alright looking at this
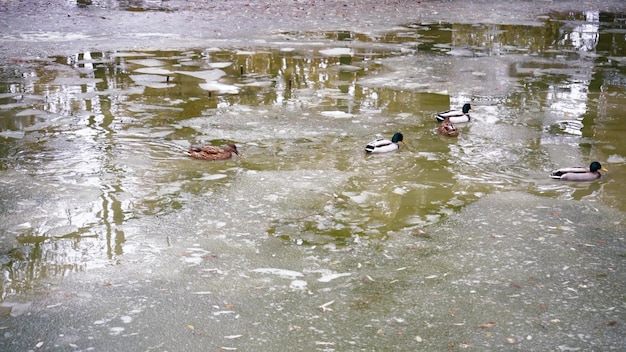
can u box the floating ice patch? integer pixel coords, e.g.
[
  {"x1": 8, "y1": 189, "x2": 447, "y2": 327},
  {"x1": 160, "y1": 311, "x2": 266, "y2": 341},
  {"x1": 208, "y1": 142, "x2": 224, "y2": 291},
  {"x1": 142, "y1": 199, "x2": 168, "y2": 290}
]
[
  {"x1": 319, "y1": 48, "x2": 353, "y2": 56},
  {"x1": 51, "y1": 77, "x2": 103, "y2": 86},
  {"x1": 127, "y1": 59, "x2": 167, "y2": 67},
  {"x1": 317, "y1": 273, "x2": 351, "y2": 282},
  {"x1": 199, "y1": 82, "x2": 240, "y2": 94},
  {"x1": 194, "y1": 174, "x2": 228, "y2": 181},
  {"x1": 251, "y1": 268, "x2": 303, "y2": 279},
  {"x1": 446, "y1": 48, "x2": 475, "y2": 57},
  {"x1": 346, "y1": 191, "x2": 377, "y2": 204},
  {"x1": 183, "y1": 256, "x2": 204, "y2": 265},
  {"x1": 207, "y1": 62, "x2": 233, "y2": 69},
  {"x1": 111, "y1": 52, "x2": 155, "y2": 58},
  {"x1": 336, "y1": 64, "x2": 362, "y2": 72},
  {"x1": 1, "y1": 302, "x2": 32, "y2": 317},
  {"x1": 607, "y1": 154, "x2": 625, "y2": 163},
  {"x1": 0, "y1": 102, "x2": 28, "y2": 110},
  {"x1": 0, "y1": 92, "x2": 20, "y2": 99},
  {"x1": 14, "y1": 31, "x2": 90, "y2": 42},
  {"x1": 109, "y1": 327, "x2": 125, "y2": 336},
  {"x1": 176, "y1": 69, "x2": 226, "y2": 81},
  {"x1": 15, "y1": 109, "x2": 51, "y2": 117},
  {"x1": 47, "y1": 225, "x2": 79, "y2": 238},
  {"x1": 320, "y1": 111, "x2": 353, "y2": 119},
  {"x1": 241, "y1": 80, "x2": 274, "y2": 88},
  {"x1": 0, "y1": 131, "x2": 25, "y2": 139},
  {"x1": 290, "y1": 280, "x2": 308, "y2": 290},
  {"x1": 120, "y1": 316, "x2": 133, "y2": 323},
  {"x1": 392, "y1": 187, "x2": 408, "y2": 195},
  {"x1": 129, "y1": 74, "x2": 173, "y2": 89},
  {"x1": 134, "y1": 67, "x2": 174, "y2": 75},
  {"x1": 416, "y1": 152, "x2": 440, "y2": 161}
]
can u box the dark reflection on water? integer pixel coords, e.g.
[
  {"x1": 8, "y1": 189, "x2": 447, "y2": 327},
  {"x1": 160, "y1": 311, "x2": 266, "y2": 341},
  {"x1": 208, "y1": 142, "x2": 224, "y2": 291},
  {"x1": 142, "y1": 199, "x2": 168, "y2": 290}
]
[{"x1": 1, "y1": 12, "x2": 626, "y2": 300}]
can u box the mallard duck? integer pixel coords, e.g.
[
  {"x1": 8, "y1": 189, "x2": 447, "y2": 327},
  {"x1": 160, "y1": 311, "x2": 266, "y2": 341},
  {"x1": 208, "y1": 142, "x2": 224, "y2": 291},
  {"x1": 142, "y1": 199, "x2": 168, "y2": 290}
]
[
  {"x1": 364, "y1": 132, "x2": 405, "y2": 154},
  {"x1": 436, "y1": 103, "x2": 472, "y2": 123},
  {"x1": 188, "y1": 143, "x2": 239, "y2": 160},
  {"x1": 437, "y1": 116, "x2": 459, "y2": 137},
  {"x1": 550, "y1": 161, "x2": 607, "y2": 181}
]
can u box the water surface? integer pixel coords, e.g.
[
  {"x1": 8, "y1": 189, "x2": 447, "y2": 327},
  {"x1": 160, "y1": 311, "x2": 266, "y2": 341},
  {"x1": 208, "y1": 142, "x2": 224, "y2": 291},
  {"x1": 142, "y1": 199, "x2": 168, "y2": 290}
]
[{"x1": 0, "y1": 11, "x2": 625, "y2": 351}]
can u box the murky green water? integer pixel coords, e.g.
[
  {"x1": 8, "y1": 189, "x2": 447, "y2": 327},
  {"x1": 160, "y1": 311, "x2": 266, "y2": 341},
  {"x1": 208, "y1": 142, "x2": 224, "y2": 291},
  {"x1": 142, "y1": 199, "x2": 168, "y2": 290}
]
[{"x1": 1, "y1": 11, "x2": 625, "y2": 351}]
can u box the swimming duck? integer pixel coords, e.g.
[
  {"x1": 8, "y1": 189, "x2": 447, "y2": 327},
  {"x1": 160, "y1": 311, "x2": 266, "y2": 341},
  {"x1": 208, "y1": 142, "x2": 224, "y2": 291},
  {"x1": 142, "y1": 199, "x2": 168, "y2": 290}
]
[
  {"x1": 436, "y1": 103, "x2": 472, "y2": 123},
  {"x1": 437, "y1": 116, "x2": 459, "y2": 137},
  {"x1": 364, "y1": 132, "x2": 405, "y2": 154},
  {"x1": 550, "y1": 161, "x2": 607, "y2": 181},
  {"x1": 188, "y1": 143, "x2": 239, "y2": 160}
]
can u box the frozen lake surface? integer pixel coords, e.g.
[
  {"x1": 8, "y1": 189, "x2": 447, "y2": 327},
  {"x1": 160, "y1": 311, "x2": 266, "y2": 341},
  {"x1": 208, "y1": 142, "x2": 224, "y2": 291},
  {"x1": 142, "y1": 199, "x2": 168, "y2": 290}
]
[{"x1": 0, "y1": 1, "x2": 625, "y2": 351}]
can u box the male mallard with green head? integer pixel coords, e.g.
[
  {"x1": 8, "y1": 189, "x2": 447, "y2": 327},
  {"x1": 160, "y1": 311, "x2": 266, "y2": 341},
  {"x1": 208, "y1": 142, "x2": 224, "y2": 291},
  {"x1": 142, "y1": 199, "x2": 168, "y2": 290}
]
[
  {"x1": 364, "y1": 132, "x2": 405, "y2": 154},
  {"x1": 188, "y1": 143, "x2": 239, "y2": 160},
  {"x1": 436, "y1": 103, "x2": 472, "y2": 123},
  {"x1": 550, "y1": 161, "x2": 607, "y2": 181}
]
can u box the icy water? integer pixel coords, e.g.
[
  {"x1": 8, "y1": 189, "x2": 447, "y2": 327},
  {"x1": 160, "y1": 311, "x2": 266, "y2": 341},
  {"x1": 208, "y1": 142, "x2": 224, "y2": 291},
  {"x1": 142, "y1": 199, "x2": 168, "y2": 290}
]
[{"x1": 1, "y1": 11, "x2": 625, "y2": 351}]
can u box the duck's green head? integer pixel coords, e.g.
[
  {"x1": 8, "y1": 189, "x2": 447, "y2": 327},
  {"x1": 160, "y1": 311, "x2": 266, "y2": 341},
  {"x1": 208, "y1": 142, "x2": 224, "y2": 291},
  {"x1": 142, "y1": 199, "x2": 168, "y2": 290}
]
[
  {"x1": 462, "y1": 103, "x2": 472, "y2": 114},
  {"x1": 392, "y1": 132, "x2": 405, "y2": 144},
  {"x1": 590, "y1": 161, "x2": 608, "y2": 172}
]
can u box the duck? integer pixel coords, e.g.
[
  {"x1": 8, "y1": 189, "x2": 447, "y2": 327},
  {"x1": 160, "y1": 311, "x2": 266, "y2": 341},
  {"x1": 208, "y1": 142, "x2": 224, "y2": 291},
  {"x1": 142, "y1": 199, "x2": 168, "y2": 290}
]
[
  {"x1": 437, "y1": 116, "x2": 459, "y2": 137},
  {"x1": 188, "y1": 143, "x2": 239, "y2": 160},
  {"x1": 436, "y1": 103, "x2": 472, "y2": 123},
  {"x1": 550, "y1": 161, "x2": 607, "y2": 181},
  {"x1": 364, "y1": 132, "x2": 405, "y2": 154}
]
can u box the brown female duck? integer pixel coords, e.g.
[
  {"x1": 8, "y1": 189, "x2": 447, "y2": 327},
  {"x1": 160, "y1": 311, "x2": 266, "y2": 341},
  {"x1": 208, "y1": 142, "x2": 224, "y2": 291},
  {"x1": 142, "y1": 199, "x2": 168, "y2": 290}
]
[
  {"x1": 188, "y1": 143, "x2": 239, "y2": 160},
  {"x1": 437, "y1": 116, "x2": 459, "y2": 137}
]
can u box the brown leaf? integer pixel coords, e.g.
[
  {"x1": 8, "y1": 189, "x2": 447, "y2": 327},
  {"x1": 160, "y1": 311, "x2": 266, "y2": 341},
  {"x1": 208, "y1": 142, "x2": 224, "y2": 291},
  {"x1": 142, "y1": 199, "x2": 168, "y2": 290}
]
[{"x1": 602, "y1": 320, "x2": 618, "y2": 327}]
